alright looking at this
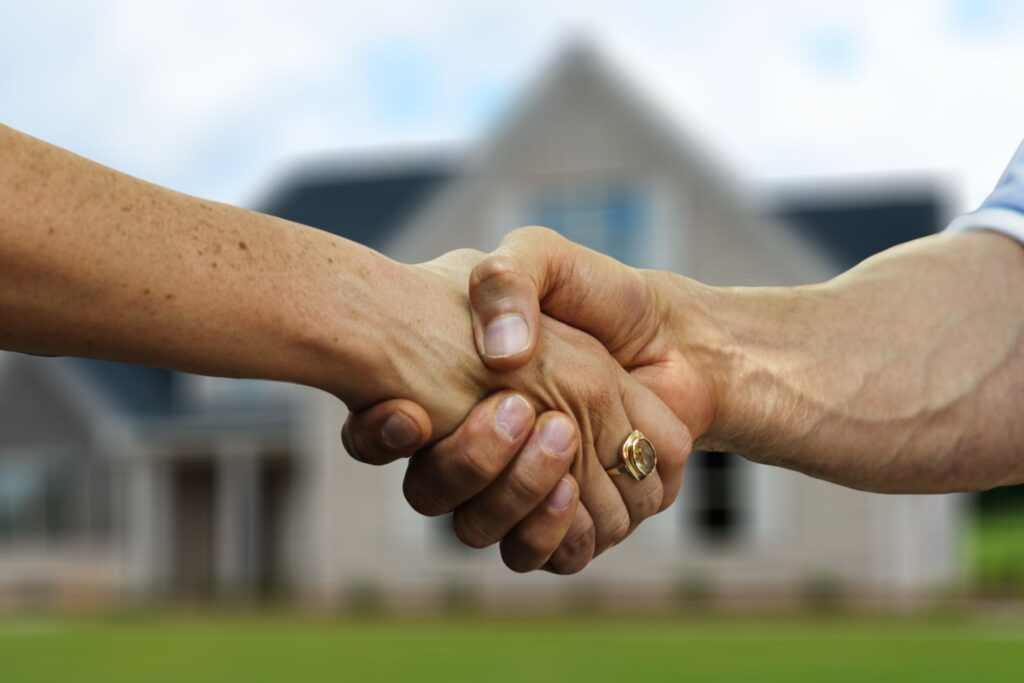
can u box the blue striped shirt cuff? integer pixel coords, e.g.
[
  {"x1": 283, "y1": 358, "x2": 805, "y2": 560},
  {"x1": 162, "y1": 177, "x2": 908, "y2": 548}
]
[{"x1": 946, "y1": 141, "x2": 1024, "y2": 244}]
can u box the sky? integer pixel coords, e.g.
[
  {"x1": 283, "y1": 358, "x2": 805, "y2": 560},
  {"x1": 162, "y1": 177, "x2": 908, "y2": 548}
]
[{"x1": 3, "y1": 0, "x2": 1023, "y2": 213}]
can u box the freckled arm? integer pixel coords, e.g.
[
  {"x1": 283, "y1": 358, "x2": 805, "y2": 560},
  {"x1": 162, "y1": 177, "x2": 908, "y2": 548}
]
[{"x1": 0, "y1": 124, "x2": 420, "y2": 408}]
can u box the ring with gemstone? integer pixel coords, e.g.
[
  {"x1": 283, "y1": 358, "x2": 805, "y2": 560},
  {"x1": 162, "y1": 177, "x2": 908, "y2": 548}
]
[{"x1": 606, "y1": 429, "x2": 657, "y2": 481}]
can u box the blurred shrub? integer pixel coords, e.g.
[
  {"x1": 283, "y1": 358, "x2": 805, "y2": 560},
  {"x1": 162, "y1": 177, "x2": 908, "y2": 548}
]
[
  {"x1": 673, "y1": 570, "x2": 717, "y2": 612},
  {"x1": 439, "y1": 577, "x2": 481, "y2": 615},
  {"x1": 344, "y1": 578, "x2": 385, "y2": 616},
  {"x1": 564, "y1": 581, "x2": 603, "y2": 615},
  {"x1": 972, "y1": 509, "x2": 1024, "y2": 597},
  {"x1": 800, "y1": 571, "x2": 846, "y2": 613}
]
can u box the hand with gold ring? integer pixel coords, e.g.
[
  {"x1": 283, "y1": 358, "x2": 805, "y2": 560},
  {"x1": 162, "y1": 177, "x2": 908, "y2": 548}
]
[
  {"x1": 342, "y1": 247, "x2": 691, "y2": 574},
  {"x1": 345, "y1": 228, "x2": 707, "y2": 573}
]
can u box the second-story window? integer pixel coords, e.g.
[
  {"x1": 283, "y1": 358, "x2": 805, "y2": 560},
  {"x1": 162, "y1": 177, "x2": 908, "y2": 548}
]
[{"x1": 526, "y1": 179, "x2": 651, "y2": 267}]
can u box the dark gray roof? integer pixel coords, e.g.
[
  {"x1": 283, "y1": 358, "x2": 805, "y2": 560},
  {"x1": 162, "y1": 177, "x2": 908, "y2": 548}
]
[
  {"x1": 257, "y1": 158, "x2": 454, "y2": 249},
  {"x1": 68, "y1": 358, "x2": 177, "y2": 417},
  {"x1": 774, "y1": 186, "x2": 947, "y2": 269}
]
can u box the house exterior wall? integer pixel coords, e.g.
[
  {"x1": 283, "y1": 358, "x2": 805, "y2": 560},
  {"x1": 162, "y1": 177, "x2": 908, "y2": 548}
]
[{"x1": 0, "y1": 354, "x2": 123, "y2": 605}]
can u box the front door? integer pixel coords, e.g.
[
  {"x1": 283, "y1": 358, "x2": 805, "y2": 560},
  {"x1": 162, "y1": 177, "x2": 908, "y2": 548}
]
[{"x1": 171, "y1": 459, "x2": 215, "y2": 599}]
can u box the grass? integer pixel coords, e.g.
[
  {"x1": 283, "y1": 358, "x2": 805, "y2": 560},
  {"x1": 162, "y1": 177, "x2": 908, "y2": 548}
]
[
  {"x1": 4, "y1": 613, "x2": 1024, "y2": 682},
  {"x1": 972, "y1": 509, "x2": 1024, "y2": 593}
]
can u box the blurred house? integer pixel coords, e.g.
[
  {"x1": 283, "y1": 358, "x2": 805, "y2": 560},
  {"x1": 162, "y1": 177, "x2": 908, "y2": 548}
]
[{"x1": 0, "y1": 44, "x2": 960, "y2": 609}]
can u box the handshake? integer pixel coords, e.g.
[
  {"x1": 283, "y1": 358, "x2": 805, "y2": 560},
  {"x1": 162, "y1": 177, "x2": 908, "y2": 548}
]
[
  {"x1": 340, "y1": 227, "x2": 710, "y2": 574},
  {"x1": 5, "y1": 124, "x2": 1019, "y2": 580},
  {"x1": 328, "y1": 225, "x2": 1024, "y2": 575}
]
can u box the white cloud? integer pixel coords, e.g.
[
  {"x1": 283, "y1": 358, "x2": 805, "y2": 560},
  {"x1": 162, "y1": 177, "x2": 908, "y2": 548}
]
[{"x1": 2, "y1": 0, "x2": 1023, "y2": 210}]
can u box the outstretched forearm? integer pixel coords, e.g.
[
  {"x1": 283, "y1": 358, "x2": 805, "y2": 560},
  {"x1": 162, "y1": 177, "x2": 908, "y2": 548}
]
[
  {"x1": 0, "y1": 124, "x2": 409, "y2": 407},
  {"x1": 675, "y1": 231, "x2": 1024, "y2": 492}
]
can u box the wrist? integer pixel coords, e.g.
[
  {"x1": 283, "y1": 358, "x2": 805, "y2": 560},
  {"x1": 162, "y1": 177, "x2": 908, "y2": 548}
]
[
  {"x1": 653, "y1": 271, "x2": 810, "y2": 455},
  {"x1": 281, "y1": 235, "x2": 413, "y2": 406},
  {"x1": 685, "y1": 282, "x2": 823, "y2": 459},
  {"x1": 293, "y1": 247, "x2": 488, "y2": 433},
  {"x1": 636, "y1": 270, "x2": 724, "y2": 444}
]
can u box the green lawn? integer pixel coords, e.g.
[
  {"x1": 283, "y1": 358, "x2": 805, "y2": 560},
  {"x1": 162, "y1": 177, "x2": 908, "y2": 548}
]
[{"x1": 4, "y1": 614, "x2": 1024, "y2": 682}]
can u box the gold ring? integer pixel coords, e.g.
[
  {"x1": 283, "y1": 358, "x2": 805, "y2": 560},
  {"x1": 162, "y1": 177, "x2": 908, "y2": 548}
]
[{"x1": 605, "y1": 429, "x2": 657, "y2": 481}]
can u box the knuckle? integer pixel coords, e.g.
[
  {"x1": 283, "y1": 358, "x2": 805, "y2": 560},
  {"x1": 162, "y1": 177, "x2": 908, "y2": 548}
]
[
  {"x1": 634, "y1": 481, "x2": 664, "y2": 522},
  {"x1": 598, "y1": 511, "x2": 631, "y2": 549},
  {"x1": 340, "y1": 420, "x2": 368, "y2": 462},
  {"x1": 546, "y1": 537, "x2": 594, "y2": 575},
  {"x1": 503, "y1": 536, "x2": 552, "y2": 574},
  {"x1": 514, "y1": 225, "x2": 561, "y2": 244},
  {"x1": 473, "y1": 252, "x2": 519, "y2": 283},
  {"x1": 504, "y1": 468, "x2": 548, "y2": 508},
  {"x1": 402, "y1": 474, "x2": 446, "y2": 517},
  {"x1": 575, "y1": 330, "x2": 608, "y2": 357},
  {"x1": 455, "y1": 442, "x2": 504, "y2": 486},
  {"x1": 464, "y1": 403, "x2": 502, "y2": 443},
  {"x1": 517, "y1": 528, "x2": 555, "y2": 560},
  {"x1": 552, "y1": 520, "x2": 595, "y2": 569},
  {"x1": 453, "y1": 511, "x2": 496, "y2": 549},
  {"x1": 469, "y1": 255, "x2": 526, "y2": 301}
]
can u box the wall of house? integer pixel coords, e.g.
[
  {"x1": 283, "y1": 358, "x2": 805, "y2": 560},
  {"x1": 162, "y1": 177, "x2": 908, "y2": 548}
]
[{"x1": 0, "y1": 354, "x2": 122, "y2": 606}]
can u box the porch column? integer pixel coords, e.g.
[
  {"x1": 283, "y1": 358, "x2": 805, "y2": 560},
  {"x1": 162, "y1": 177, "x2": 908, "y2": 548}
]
[{"x1": 124, "y1": 455, "x2": 170, "y2": 599}]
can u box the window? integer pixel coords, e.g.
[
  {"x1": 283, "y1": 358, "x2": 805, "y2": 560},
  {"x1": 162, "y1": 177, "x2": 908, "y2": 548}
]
[
  {"x1": 688, "y1": 451, "x2": 744, "y2": 543},
  {"x1": 526, "y1": 180, "x2": 651, "y2": 266},
  {"x1": 0, "y1": 450, "x2": 111, "y2": 546}
]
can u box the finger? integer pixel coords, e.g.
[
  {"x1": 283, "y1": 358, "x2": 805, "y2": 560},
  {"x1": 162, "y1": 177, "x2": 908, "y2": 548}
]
[
  {"x1": 452, "y1": 412, "x2": 577, "y2": 548},
  {"x1": 572, "y1": 396, "x2": 662, "y2": 556},
  {"x1": 402, "y1": 392, "x2": 534, "y2": 516},
  {"x1": 467, "y1": 247, "x2": 544, "y2": 371},
  {"x1": 342, "y1": 399, "x2": 432, "y2": 465},
  {"x1": 619, "y1": 376, "x2": 692, "y2": 514},
  {"x1": 469, "y1": 226, "x2": 654, "y2": 369},
  {"x1": 499, "y1": 475, "x2": 579, "y2": 573},
  {"x1": 543, "y1": 503, "x2": 596, "y2": 575}
]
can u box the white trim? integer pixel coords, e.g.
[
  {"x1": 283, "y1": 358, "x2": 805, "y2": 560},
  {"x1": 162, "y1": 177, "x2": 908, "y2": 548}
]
[{"x1": 946, "y1": 207, "x2": 1024, "y2": 243}]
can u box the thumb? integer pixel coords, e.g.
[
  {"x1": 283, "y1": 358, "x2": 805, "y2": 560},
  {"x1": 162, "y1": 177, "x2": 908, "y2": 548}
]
[{"x1": 469, "y1": 226, "x2": 653, "y2": 370}]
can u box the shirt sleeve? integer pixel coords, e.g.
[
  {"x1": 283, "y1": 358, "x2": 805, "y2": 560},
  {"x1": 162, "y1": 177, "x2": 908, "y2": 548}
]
[{"x1": 946, "y1": 141, "x2": 1024, "y2": 244}]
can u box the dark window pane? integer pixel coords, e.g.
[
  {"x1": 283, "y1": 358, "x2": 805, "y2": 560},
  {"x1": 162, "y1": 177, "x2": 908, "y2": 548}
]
[{"x1": 688, "y1": 451, "x2": 743, "y2": 543}]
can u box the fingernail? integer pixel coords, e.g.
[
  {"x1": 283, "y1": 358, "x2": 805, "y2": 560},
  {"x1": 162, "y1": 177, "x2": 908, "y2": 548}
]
[
  {"x1": 483, "y1": 314, "x2": 529, "y2": 358},
  {"x1": 381, "y1": 412, "x2": 418, "y2": 450},
  {"x1": 495, "y1": 394, "x2": 531, "y2": 440},
  {"x1": 539, "y1": 416, "x2": 574, "y2": 455},
  {"x1": 547, "y1": 477, "x2": 575, "y2": 511}
]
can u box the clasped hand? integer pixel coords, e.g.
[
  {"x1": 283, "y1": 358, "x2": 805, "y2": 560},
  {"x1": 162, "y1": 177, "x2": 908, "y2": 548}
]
[{"x1": 343, "y1": 228, "x2": 714, "y2": 574}]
